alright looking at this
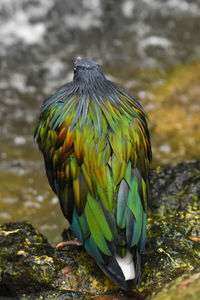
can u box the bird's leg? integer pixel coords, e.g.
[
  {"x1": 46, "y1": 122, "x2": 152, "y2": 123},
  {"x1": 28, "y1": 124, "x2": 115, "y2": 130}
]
[{"x1": 56, "y1": 238, "x2": 82, "y2": 250}]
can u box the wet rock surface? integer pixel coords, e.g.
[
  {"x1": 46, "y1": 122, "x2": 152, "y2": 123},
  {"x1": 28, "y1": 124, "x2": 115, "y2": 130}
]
[
  {"x1": 149, "y1": 266, "x2": 200, "y2": 300},
  {"x1": 150, "y1": 160, "x2": 200, "y2": 213},
  {"x1": 0, "y1": 161, "x2": 199, "y2": 299}
]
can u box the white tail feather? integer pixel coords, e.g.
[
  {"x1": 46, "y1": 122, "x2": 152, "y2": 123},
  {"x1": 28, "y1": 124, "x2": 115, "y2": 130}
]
[{"x1": 115, "y1": 250, "x2": 135, "y2": 280}]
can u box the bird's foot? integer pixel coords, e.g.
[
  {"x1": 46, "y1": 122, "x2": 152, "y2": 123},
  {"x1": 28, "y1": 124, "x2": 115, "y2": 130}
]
[{"x1": 56, "y1": 238, "x2": 82, "y2": 250}]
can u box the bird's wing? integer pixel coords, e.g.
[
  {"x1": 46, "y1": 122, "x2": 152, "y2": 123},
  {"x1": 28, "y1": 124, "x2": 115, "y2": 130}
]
[{"x1": 34, "y1": 95, "x2": 79, "y2": 223}]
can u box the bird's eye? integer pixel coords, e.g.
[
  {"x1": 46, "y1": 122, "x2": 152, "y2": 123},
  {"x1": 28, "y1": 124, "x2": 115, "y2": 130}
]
[{"x1": 74, "y1": 67, "x2": 77, "y2": 74}]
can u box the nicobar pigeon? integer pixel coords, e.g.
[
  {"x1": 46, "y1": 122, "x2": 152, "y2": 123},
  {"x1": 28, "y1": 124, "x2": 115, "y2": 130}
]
[{"x1": 35, "y1": 58, "x2": 151, "y2": 291}]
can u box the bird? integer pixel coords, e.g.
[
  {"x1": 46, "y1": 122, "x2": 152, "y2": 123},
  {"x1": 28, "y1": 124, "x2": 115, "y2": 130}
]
[{"x1": 34, "y1": 58, "x2": 151, "y2": 291}]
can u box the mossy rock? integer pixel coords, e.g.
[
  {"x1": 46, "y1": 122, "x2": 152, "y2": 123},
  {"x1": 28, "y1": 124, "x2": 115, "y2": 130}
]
[
  {"x1": 139, "y1": 161, "x2": 200, "y2": 295},
  {"x1": 0, "y1": 222, "x2": 118, "y2": 299}
]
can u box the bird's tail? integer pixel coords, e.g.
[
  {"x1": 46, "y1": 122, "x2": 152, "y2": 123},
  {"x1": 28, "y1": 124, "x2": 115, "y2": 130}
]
[
  {"x1": 96, "y1": 250, "x2": 135, "y2": 291},
  {"x1": 115, "y1": 250, "x2": 135, "y2": 280}
]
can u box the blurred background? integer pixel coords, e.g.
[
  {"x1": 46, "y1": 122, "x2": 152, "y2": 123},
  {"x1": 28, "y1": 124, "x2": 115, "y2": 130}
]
[{"x1": 0, "y1": 0, "x2": 200, "y2": 245}]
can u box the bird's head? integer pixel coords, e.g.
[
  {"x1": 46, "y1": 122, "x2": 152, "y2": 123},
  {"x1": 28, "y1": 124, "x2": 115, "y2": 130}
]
[{"x1": 73, "y1": 58, "x2": 106, "y2": 88}]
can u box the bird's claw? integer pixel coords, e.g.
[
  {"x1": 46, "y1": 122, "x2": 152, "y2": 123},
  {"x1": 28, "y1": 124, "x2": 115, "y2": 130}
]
[{"x1": 56, "y1": 238, "x2": 82, "y2": 250}]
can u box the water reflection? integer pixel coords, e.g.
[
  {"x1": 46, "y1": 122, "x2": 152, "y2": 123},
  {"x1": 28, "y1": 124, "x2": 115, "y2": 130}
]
[{"x1": 0, "y1": 0, "x2": 200, "y2": 244}]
